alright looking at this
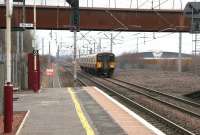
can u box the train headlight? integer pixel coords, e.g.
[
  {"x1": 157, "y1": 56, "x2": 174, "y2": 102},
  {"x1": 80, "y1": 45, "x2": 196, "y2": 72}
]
[
  {"x1": 96, "y1": 62, "x2": 102, "y2": 68},
  {"x1": 109, "y1": 62, "x2": 115, "y2": 68}
]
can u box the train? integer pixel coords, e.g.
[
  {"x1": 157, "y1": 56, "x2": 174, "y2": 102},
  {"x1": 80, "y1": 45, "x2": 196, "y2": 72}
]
[{"x1": 79, "y1": 52, "x2": 116, "y2": 77}]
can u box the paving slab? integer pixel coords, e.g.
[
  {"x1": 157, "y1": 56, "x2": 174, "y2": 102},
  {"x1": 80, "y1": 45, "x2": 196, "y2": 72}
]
[{"x1": 14, "y1": 88, "x2": 86, "y2": 135}]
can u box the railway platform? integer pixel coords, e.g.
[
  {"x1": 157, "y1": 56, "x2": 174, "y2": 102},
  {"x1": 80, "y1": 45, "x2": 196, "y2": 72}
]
[
  {"x1": 13, "y1": 86, "x2": 165, "y2": 135},
  {"x1": 11, "y1": 64, "x2": 165, "y2": 135}
]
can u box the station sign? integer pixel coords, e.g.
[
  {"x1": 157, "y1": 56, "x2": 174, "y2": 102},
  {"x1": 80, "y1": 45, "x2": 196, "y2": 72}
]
[
  {"x1": 19, "y1": 23, "x2": 33, "y2": 28},
  {"x1": 33, "y1": 50, "x2": 39, "y2": 56}
]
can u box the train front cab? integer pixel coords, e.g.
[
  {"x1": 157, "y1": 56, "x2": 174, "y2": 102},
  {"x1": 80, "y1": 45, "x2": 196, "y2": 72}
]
[{"x1": 96, "y1": 53, "x2": 115, "y2": 77}]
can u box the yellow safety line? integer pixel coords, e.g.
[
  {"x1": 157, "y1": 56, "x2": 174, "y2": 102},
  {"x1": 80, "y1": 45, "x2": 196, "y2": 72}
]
[{"x1": 68, "y1": 88, "x2": 95, "y2": 135}]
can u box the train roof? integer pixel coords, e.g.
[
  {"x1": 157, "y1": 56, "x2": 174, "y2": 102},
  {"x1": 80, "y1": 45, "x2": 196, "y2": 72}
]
[{"x1": 80, "y1": 52, "x2": 115, "y2": 58}]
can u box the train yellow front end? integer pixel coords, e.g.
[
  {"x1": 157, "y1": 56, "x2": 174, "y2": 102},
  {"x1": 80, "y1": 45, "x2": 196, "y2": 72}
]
[{"x1": 79, "y1": 52, "x2": 116, "y2": 77}]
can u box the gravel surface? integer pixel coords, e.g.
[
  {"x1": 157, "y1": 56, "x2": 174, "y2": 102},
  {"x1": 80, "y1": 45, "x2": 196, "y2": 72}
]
[
  {"x1": 58, "y1": 66, "x2": 74, "y2": 87},
  {"x1": 114, "y1": 68, "x2": 200, "y2": 96}
]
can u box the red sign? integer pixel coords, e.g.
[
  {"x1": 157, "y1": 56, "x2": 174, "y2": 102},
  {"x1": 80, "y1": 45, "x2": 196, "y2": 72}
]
[{"x1": 46, "y1": 68, "x2": 54, "y2": 76}]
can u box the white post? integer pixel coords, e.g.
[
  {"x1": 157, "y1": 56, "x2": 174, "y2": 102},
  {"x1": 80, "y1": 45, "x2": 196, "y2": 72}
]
[
  {"x1": 74, "y1": 31, "x2": 77, "y2": 81},
  {"x1": 42, "y1": 38, "x2": 44, "y2": 55},
  {"x1": 195, "y1": 34, "x2": 197, "y2": 56},
  {"x1": 49, "y1": 41, "x2": 51, "y2": 64},
  {"x1": 33, "y1": 1, "x2": 37, "y2": 71},
  {"x1": 20, "y1": 0, "x2": 25, "y2": 90},
  {"x1": 33, "y1": 1, "x2": 36, "y2": 50},
  {"x1": 178, "y1": 33, "x2": 182, "y2": 72},
  {"x1": 110, "y1": 33, "x2": 113, "y2": 53},
  {"x1": 21, "y1": 0, "x2": 25, "y2": 53},
  {"x1": 136, "y1": 37, "x2": 139, "y2": 53},
  {"x1": 16, "y1": 32, "x2": 19, "y2": 85},
  {"x1": 93, "y1": 42, "x2": 95, "y2": 53},
  {"x1": 99, "y1": 38, "x2": 101, "y2": 52},
  {"x1": 6, "y1": 0, "x2": 12, "y2": 83}
]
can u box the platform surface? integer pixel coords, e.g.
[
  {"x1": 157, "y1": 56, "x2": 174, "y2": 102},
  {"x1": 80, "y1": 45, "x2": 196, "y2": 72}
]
[
  {"x1": 14, "y1": 88, "x2": 88, "y2": 135},
  {"x1": 14, "y1": 86, "x2": 128, "y2": 135}
]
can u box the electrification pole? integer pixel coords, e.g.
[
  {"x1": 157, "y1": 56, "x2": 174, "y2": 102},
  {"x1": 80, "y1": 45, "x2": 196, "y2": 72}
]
[
  {"x1": 42, "y1": 38, "x2": 44, "y2": 55},
  {"x1": 195, "y1": 34, "x2": 197, "y2": 56},
  {"x1": 136, "y1": 37, "x2": 139, "y2": 53},
  {"x1": 93, "y1": 42, "x2": 96, "y2": 53},
  {"x1": 178, "y1": 33, "x2": 182, "y2": 72},
  {"x1": 49, "y1": 41, "x2": 51, "y2": 65},
  {"x1": 110, "y1": 33, "x2": 113, "y2": 53},
  {"x1": 98, "y1": 38, "x2": 101, "y2": 52}
]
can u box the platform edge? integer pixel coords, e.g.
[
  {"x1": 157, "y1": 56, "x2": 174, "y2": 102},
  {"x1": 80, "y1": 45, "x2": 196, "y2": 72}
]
[{"x1": 93, "y1": 86, "x2": 166, "y2": 135}]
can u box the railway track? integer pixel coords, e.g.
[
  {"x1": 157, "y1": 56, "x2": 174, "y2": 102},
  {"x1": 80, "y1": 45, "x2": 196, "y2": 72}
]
[
  {"x1": 63, "y1": 66, "x2": 198, "y2": 134},
  {"x1": 76, "y1": 72, "x2": 198, "y2": 135},
  {"x1": 109, "y1": 78, "x2": 200, "y2": 106},
  {"x1": 105, "y1": 78, "x2": 200, "y2": 115}
]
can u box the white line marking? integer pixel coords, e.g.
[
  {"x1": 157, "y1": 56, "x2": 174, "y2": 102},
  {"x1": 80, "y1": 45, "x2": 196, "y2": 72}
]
[
  {"x1": 93, "y1": 87, "x2": 166, "y2": 135},
  {"x1": 68, "y1": 88, "x2": 95, "y2": 135},
  {"x1": 15, "y1": 110, "x2": 30, "y2": 135}
]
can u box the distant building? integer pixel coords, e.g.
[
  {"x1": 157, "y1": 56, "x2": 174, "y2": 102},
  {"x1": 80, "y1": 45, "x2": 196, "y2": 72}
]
[
  {"x1": 117, "y1": 51, "x2": 192, "y2": 71},
  {"x1": 140, "y1": 51, "x2": 191, "y2": 59}
]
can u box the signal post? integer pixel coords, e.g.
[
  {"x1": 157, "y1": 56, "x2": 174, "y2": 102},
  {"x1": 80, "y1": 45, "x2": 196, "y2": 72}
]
[{"x1": 66, "y1": 0, "x2": 80, "y2": 84}]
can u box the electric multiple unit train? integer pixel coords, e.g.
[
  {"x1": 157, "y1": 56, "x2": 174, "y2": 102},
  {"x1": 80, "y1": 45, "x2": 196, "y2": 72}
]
[{"x1": 79, "y1": 52, "x2": 115, "y2": 77}]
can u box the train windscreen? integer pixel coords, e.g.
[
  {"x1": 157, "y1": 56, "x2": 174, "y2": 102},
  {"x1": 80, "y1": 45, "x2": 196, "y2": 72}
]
[{"x1": 97, "y1": 54, "x2": 115, "y2": 62}]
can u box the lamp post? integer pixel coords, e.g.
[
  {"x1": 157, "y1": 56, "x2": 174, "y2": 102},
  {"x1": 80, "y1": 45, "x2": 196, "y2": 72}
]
[{"x1": 4, "y1": 0, "x2": 13, "y2": 133}]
